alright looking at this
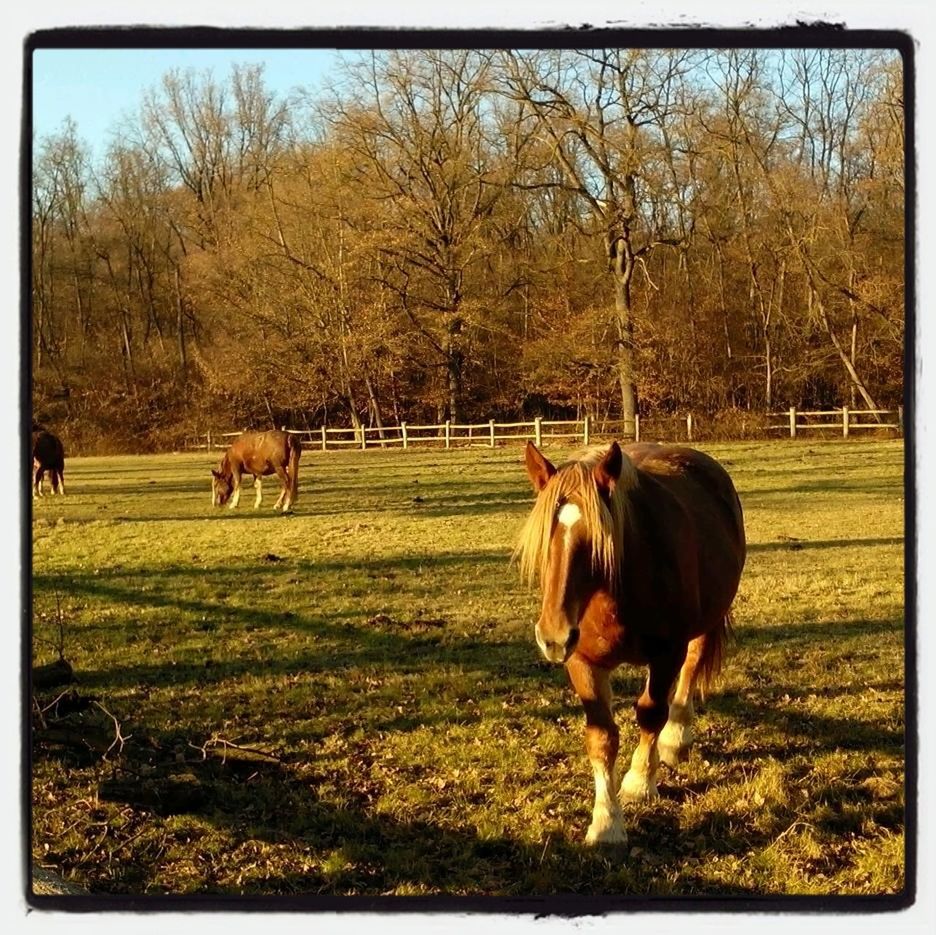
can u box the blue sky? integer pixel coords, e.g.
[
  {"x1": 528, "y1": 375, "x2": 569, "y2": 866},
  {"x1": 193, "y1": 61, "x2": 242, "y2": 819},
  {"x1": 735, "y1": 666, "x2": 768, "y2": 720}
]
[{"x1": 32, "y1": 47, "x2": 342, "y2": 156}]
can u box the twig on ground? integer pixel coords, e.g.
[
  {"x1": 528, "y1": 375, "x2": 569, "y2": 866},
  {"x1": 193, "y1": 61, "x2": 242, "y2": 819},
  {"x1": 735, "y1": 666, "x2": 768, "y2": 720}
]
[
  {"x1": 33, "y1": 694, "x2": 48, "y2": 731},
  {"x1": 188, "y1": 735, "x2": 282, "y2": 764},
  {"x1": 91, "y1": 701, "x2": 132, "y2": 759}
]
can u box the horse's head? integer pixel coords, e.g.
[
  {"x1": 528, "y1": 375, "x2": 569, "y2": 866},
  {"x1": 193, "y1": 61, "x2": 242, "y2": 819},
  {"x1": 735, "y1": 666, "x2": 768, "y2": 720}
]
[
  {"x1": 519, "y1": 441, "x2": 627, "y2": 664},
  {"x1": 211, "y1": 468, "x2": 233, "y2": 507}
]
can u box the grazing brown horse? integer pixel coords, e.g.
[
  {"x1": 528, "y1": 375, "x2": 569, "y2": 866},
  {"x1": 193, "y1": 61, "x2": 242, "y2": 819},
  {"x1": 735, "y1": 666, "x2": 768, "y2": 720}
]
[
  {"x1": 517, "y1": 440, "x2": 745, "y2": 845},
  {"x1": 211, "y1": 430, "x2": 301, "y2": 513},
  {"x1": 32, "y1": 428, "x2": 66, "y2": 497}
]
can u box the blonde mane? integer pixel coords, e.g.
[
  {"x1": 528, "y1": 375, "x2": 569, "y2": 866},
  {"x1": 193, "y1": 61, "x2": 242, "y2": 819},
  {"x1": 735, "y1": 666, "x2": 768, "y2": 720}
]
[{"x1": 515, "y1": 445, "x2": 637, "y2": 590}]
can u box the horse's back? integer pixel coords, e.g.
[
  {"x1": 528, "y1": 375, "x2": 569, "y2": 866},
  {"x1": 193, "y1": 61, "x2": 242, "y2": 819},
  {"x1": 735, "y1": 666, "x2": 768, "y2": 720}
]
[
  {"x1": 625, "y1": 442, "x2": 745, "y2": 620},
  {"x1": 33, "y1": 431, "x2": 65, "y2": 469},
  {"x1": 625, "y1": 443, "x2": 742, "y2": 534},
  {"x1": 229, "y1": 430, "x2": 293, "y2": 474}
]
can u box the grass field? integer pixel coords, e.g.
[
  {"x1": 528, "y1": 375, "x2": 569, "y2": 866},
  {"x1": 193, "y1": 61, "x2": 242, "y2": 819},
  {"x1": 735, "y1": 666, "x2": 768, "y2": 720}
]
[{"x1": 30, "y1": 438, "x2": 907, "y2": 900}]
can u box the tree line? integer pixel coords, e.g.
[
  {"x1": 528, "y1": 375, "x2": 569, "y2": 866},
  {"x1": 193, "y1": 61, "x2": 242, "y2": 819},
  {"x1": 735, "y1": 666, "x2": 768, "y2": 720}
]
[{"x1": 31, "y1": 48, "x2": 905, "y2": 452}]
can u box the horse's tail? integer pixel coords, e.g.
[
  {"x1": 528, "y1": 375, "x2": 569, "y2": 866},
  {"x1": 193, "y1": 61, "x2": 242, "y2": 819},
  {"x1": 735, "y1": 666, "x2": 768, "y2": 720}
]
[
  {"x1": 697, "y1": 610, "x2": 736, "y2": 700},
  {"x1": 287, "y1": 434, "x2": 301, "y2": 505}
]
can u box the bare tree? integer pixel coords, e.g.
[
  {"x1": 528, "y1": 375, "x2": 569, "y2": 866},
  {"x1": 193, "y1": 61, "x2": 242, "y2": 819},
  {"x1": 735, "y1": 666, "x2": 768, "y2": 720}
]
[{"x1": 499, "y1": 48, "x2": 701, "y2": 434}]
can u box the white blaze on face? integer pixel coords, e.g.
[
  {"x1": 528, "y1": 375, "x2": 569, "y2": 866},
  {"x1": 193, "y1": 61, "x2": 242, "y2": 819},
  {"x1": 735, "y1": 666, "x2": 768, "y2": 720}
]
[{"x1": 557, "y1": 502, "x2": 582, "y2": 539}]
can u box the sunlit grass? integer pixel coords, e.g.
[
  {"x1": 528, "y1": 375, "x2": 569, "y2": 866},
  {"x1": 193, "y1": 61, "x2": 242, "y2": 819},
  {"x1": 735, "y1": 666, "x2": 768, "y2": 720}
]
[{"x1": 31, "y1": 438, "x2": 906, "y2": 898}]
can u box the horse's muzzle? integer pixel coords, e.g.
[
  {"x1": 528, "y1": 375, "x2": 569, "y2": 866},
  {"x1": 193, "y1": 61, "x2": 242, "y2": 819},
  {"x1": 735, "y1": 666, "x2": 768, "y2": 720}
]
[{"x1": 535, "y1": 623, "x2": 580, "y2": 664}]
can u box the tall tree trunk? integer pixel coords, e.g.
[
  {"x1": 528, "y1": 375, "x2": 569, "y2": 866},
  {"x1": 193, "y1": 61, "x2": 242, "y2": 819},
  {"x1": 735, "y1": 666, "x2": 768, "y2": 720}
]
[
  {"x1": 849, "y1": 269, "x2": 859, "y2": 410},
  {"x1": 445, "y1": 330, "x2": 464, "y2": 423},
  {"x1": 174, "y1": 266, "x2": 187, "y2": 375},
  {"x1": 364, "y1": 372, "x2": 385, "y2": 437},
  {"x1": 810, "y1": 284, "x2": 880, "y2": 414},
  {"x1": 609, "y1": 233, "x2": 637, "y2": 438},
  {"x1": 444, "y1": 265, "x2": 465, "y2": 422}
]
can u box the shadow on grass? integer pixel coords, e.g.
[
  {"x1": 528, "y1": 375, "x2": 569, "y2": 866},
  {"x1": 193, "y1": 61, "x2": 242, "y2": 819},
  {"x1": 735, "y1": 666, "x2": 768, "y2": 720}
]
[
  {"x1": 121, "y1": 493, "x2": 534, "y2": 522},
  {"x1": 35, "y1": 713, "x2": 900, "y2": 899},
  {"x1": 746, "y1": 536, "x2": 903, "y2": 553},
  {"x1": 35, "y1": 716, "x2": 788, "y2": 900},
  {"x1": 34, "y1": 552, "x2": 545, "y2": 715},
  {"x1": 705, "y1": 691, "x2": 904, "y2": 757},
  {"x1": 733, "y1": 615, "x2": 903, "y2": 645}
]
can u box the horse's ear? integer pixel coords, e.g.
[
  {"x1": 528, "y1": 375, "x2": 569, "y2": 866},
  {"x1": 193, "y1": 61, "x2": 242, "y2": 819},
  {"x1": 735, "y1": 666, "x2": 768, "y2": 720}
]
[
  {"x1": 524, "y1": 441, "x2": 556, "y2": 492},
  {"x1": 594, "y1": 441, "x2": 623, "y2": 497},
  {"x1": 211, "y1": 469, "x2": 220, "y2": 478}
]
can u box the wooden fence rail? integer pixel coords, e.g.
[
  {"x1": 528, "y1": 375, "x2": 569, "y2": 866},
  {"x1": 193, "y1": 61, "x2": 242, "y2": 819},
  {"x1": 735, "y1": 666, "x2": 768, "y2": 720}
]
[
  {"x1": 768, "y1": 406, "x2": 904, "y2": 438},
  {"x1": 185, "y1": 407, "x2": 902, "y2": 452}
]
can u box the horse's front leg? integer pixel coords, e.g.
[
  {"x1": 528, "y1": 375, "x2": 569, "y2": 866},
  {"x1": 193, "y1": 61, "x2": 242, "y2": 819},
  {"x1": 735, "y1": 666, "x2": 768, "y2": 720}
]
[
  {"x1": 253, "y1": 476, "x2": 263, "y2": 509},
  {"x1": 620, "y1": 652, "x2": 683, "y2": 802},
  {"x1": 229, "y1": 471, "x2": 242, "y2": 509},
  {"x1": 566, "y1": 654, "x2": 625, "y2": 845}
]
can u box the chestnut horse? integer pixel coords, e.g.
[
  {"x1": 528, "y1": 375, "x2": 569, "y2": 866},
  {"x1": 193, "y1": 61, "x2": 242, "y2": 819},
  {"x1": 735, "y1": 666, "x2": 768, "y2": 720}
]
[
  {"x1": 32, "y1": 428, "x2": 65, "y2": 497},
  {"x1": 211, "y1": 430, "x2": 301, "y2": 513},
  {"x1": 517, "y1": 440, "x2": 745, "y2": 845}
]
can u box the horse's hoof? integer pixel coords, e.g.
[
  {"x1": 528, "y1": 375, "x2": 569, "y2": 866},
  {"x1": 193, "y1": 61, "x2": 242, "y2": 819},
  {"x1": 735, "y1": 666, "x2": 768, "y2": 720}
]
[
  {"x1": 658, "y1": 741, "x2": 690, "y2": 769},
  {"x1": 658, "y1": 720, "x2": 693, "y2": 769},
  {"x1": 619, "y1": 771, "x2": 660, "y2": 803},
  {"x1": 585, "y1": 821, "x2": 627, "y2": 846}
]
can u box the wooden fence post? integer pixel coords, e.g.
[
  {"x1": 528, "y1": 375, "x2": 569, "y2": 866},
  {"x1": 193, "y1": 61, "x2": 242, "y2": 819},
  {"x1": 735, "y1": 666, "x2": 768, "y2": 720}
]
[
  {"x1": 360, "y1": 426, "x2": 367, "y2": 450},
  {"x1": 444, "y1": 420, "x2": 451, "y2": 449},
  {"x1": 489, "y1": 419, "x2": 496, "y2": 449},
  {"x1": 583, "y1": 415, "x2": 590, "y2": 446},
  {"x1": 789, "y1": 407, "x2": 797, "y2": 438},
  {"x1": 842, "y1": 406, "x2": 850, "y2": 438},
  {"x1": 534, "y1": 416, "x2": 542, "y2": 447},
  {"x1": 898, "y1": 405, "x2": 903, "y2": 435},
  {"x1": 207, "y1": 430, "x2": 212, "y2": 451},
  {"x1": 686, "y1": 412, "x2": 693, "y2": 442},
  {"x1": 320, "y1": 426, "x2": 327, "y2": 451},
  {"x1": 401, "y1": 422, "x2": 408, "y2": 450},
  {"x1": 634, "y1": 413, "x2": 640, "y2": 443}
]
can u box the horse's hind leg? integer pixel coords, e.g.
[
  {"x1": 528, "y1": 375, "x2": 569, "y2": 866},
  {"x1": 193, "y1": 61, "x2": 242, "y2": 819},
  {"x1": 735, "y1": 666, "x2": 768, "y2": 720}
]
[
  {"x1": 566, "y1": 655, "x2": 626, "y2": 845},
  {"x1": 658, "y1": 635, "x2": 705, "y2": 768},
  {"x1": 253, "y1": 476, "x2": 263, "y2": 509},
  {"x1": 33, "y1": 466, "x2": 44, "y2": 498},
  {"x1": 54, "y1": 469, "x2": 65, "y2": 495},
  {"x1": 272, "y1": 465, "x2": 290, "y2": 512},
  {"x1": 620, "y1": 653, "x2": 682, "y2": 802}
]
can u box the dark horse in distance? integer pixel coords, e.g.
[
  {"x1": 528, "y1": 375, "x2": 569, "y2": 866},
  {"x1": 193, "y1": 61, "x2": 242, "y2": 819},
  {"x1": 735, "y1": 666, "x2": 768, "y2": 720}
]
[
  {"x1": 211, "y1": 430, "x2": 301, "y2": 513},
  {"x1": 32, "y1": 427, "x2": 66, "y2": 497},
  {"x1": 517, "y1": 440, "x2": 745, "y2": 845}
]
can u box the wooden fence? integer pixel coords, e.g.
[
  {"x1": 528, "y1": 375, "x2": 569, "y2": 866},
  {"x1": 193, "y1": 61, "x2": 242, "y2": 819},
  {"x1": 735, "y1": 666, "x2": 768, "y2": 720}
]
[
  {"x1": 185, "y1": 407, "x2": 902, "y2": 453},
  {"x1": 768, "y1": 406, "x2": 903, "y2": 438}
]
